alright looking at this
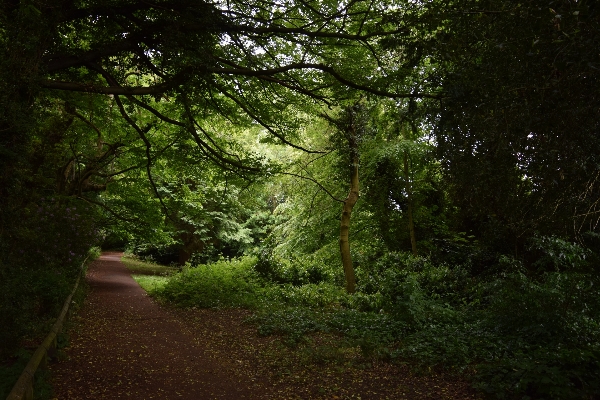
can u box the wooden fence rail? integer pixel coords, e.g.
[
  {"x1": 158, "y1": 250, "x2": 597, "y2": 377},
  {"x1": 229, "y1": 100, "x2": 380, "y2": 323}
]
[{"x1": 6, "y1": 259, "x2": 88, "y2": 400}]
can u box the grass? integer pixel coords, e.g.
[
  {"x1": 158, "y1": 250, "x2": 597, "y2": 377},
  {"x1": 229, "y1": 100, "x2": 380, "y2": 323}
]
[
  {"x1": 120, "y1": 254, "x2": 178, "y2": 276},
  {"x1": 121, "y1": 255, "x2": 175, "y2": 298},
  {"x1": 152, "y1": 257, "x2": 260, "y2": 308},
  {"x1": 124, "y1": 252, "x2": 600, "y2": 399},
  {"x1": 132, "y1": 275, "x2": 170, "y2": 292}
]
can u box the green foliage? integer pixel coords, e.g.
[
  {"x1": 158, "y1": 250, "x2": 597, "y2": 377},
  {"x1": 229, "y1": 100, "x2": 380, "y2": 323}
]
[
  {"x1": 139, "y1": 231, "x2": 600, "y2": 399},
  {"x1": 153, "y1": 256, "x2": 259, "y2": 308},
  {"x1": 0, "y1": 197, "x2": 100, "y2": 357},
  {"x1": 261, "y1": 283, "x2": 346, "y2": 309},
  {"x1": 122, "y1": 255, "x2": 178, "y2": 276},
  {"x1": 1, "y1": 2, "x2": 597, "y2": 399},
  {"x1": 426, "y1": 0, "x2": 600, "y2": 247},
  {"x1": 126, "y1": 255, "x2": 179, "y2": 293},
  {"x1": 252, "y1": 300, "x2": 406, "y2": 354},
  {"x1": 126, "y1": 241, "x2": 180, "y2": 266},
  {"x1": 325, "y1": 309, "x2": 406, "y2": 357},
  {"x1": 355, "y1": 252, "x2": 472, "y2": 310},
  {"x1": 132, "y1": 276, "x2": 170, "y2": 293},
  {"x1": 474, "y1": 346, "x2": 600, "y2": 399},
  {"x1": 88, "y1": 246, "x2": 102, "y2": 260},
  {"x1": 529, "y1": 235, "x2": 592, "y2": 272},
  {"x1": 388, "y1": 244, "x2": 600, "y2": 399},
  {"x1": 254, "y1": 246, "x2": 336, "y2": 286},
  {"x1": 0, "y1": 349, "x2": 53, "y2": 400},
  {"x1": 0, "y1": 235, "x2": 91, "y2": 398},
  {"x1": 254, "y1": 307, "x2": 327, "y2": 345},
  {"x1": 459, "y1": 262, "x2": 594, "y2": 396}
]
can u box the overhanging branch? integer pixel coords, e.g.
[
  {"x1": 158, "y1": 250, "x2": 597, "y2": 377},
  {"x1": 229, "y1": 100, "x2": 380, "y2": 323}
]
[
  {"x1": 41, "y1": 80, "x2": 170, "y2": 95},
  {"x1": 77, "y1": 196, "x2": 140, "y2": 223},
  {"x1": 209, "y1": 63, "x2": 441, "y2": 99},
  {"x1": 279, "y1": 171, "x2": 344, "y2": 203}
]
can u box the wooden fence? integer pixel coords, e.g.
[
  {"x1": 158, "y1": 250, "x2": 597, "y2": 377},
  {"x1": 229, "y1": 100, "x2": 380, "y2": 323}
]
[{"x1": 6, "y1": 260, "x2": 87, "y2": 400}]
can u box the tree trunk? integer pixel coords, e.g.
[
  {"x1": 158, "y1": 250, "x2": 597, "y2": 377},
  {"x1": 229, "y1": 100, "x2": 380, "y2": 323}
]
[
  {"x1": 403, "y1": 150, "x2": 417, "y2": 256},
  {"x1": 340, "y1": 139, "x2": 360, "y2": 294}
]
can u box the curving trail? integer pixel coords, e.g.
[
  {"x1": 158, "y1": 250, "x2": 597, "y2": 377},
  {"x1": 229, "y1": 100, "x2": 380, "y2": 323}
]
[
  {"x1": 50, "y1": 252, "x2": 267, "y2": 399},
  {"x1": 51, "y1": 252, "x2": 482, "y2": 399}
]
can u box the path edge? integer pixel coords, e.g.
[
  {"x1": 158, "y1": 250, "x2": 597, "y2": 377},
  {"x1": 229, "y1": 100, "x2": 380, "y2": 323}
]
[{"x1": 6, "y1": 257, "x2": 89, "y2": 400}]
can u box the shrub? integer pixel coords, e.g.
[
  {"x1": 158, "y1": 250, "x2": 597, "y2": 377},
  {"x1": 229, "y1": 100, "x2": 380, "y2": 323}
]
[
  {"x1": 472, "y1": 269, "x2": 600, "y2": 398},
  {"x1": 261, "y1": 282, "x2": 346, "y2": 308},
  {"x1": 254, "y1": 245, "x2": 337, "y2": 286},
  {"x1": 253, "y1": 307, "x2": 327, "y2": 345},
  {"x1": 528, "y1": 235, "x2": 592, "y2": 272},
  {"x1": 147, "y1": 240, "x2": 600, "y2": 399},
  {"x1": 391, "y1": 252, "x2": 600, "y2": 399},
  {"x1": 0, "y1": 197, "x2": 101, "y2": 357},
  {"x1": 126, "y1": 241, "x2": 179, "y2": 265},
  {"x1": 154, "y1": 256, "x2": 259, "y2": 308}
]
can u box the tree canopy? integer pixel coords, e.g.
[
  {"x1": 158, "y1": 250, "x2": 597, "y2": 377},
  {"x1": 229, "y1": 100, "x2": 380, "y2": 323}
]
[{"x1": 2, "y1": 1, "x2": 600, "y2": 396}]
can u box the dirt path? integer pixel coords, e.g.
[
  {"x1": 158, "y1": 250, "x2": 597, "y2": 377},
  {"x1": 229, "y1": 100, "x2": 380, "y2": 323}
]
[
  {"x1": 51, "y1": 252, "x2": 481, "y2": 399},
  {"x1": 50, "y1": 252, "x2": 270, "y2": 399}
]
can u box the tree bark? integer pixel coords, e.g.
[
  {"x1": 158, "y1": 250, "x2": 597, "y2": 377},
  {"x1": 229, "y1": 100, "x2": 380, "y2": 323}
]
[
  {"x1": 403, "y1": 150, "x2": 418, "y2": 256},
  {"x1": 340, "y1": 127, "x2": 360, "y2": 294}
]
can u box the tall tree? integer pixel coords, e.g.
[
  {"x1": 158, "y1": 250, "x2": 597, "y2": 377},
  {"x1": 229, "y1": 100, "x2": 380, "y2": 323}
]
[
  {"x1": 323, "y1": 103, "x2": 370, "y2": 293},
  {"x1": 1, "y1": 0, "x2": 439, "y2": 234},
  {"x1": 425, "y1": 1, "x2": 600, "y2": 251}
]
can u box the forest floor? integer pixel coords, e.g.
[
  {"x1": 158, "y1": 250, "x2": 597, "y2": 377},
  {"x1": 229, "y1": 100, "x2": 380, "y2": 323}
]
[{"x1": 49, "y1": 252, "x2": 482, "y2": 399}]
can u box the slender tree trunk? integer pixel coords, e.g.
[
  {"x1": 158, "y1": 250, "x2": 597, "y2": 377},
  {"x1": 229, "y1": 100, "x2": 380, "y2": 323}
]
[
  {"x1": 340, "y1": 122, "x2": 360, "y2": 293},
  {"x1": 404, "y1": 150, "x2": 417, "y2": 256}
]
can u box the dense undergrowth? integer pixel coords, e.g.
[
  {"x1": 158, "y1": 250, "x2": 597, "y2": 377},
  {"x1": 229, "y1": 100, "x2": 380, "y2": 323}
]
[
  {"x1": 0, "y1": 195, "x2": 102, "y2": 398},
  {"x1": 0, "y1": 245, "x2": 96, "y2": 399},
  {"x1": 0, "y1": 199, "x2": 101, "y2": 358},
  {"x1": 0, "y1": 349, "x2": 53, "y2": 400},
  {"x1": 132, "y1": 236, "x2": 600, "y2": 400}
]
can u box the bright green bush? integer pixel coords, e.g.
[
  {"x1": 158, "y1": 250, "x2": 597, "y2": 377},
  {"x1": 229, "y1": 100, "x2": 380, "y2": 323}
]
[
  {"x1": 132, "y1": 275, "x2": 170, "y2": 292},
  {"x1": 88, "y1": 246, "x2": 102, "y2": 260},
  {"x1": 154, "y1": 256, "x2": 259, "y2": 308}
]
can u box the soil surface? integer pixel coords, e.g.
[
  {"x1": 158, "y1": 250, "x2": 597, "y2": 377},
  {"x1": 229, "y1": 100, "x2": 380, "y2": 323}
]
[{"x1": 50, "y1": 252, "x2": 482, "y2": 399}]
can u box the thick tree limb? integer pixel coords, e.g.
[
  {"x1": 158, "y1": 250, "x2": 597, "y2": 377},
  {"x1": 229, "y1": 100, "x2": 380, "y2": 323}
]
[
  {"x1": 41, "y1": 80, "x2": 171, "y2": 95},
  {"x1": 44, "y1": 37, "x2": 142, "y2": 72},
  {"x1": 209, "y1": 63, "x2": 441, "y2": 99}
]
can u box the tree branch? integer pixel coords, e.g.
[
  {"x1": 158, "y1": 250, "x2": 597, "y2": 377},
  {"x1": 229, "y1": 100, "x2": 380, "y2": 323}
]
[
  {"x1": 41, "y1": 80, "x2": 171, "y2": 95},
  {"x1": 213, "y1": 82, "x2": 326, "y2": 154},
  {"x1": 279, "y1": 171, "x2": 344, "y2": 203},
  {"x1": 112, "y1": 94, "x2": 177, "y2": 223},
  {"x1": 208, "y1": 63, "x2": 441, "y2": 99},
  {"x1": 179, "y1": 94, "x2": 262, "y2": 173},
  {"x1": 77, "y1": 196, "x2": 141, "y2": 223}
]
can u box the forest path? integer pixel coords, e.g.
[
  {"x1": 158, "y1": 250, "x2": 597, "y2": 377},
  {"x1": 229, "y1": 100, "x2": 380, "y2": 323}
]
[
  {"x1": 50, "y1": 252, "x2": 270, "y2": 399},
  {"x1": 50, "y1": 252, "x2": 481, "y2": 399}
]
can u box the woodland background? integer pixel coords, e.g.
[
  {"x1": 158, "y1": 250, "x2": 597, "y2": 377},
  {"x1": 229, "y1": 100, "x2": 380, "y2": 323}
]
[{"x1": 1, "y1": 1, "x2": 599, "y2": 398}]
